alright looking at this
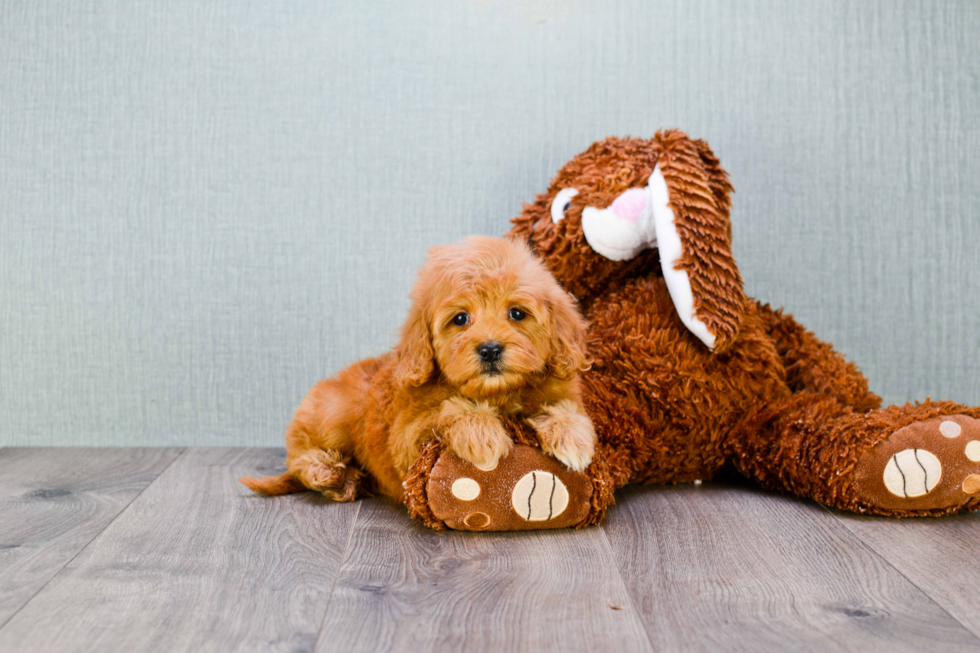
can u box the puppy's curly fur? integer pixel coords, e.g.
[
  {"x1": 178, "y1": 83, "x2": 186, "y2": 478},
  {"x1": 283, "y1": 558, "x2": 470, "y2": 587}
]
[{"x1": 240, "y1": 236, "x2": 596, "y2": 502}]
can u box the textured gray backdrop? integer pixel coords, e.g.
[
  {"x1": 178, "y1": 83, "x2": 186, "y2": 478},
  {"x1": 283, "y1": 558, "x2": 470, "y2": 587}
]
[{"x1": 1, "y1": 0, "x2": 978, "y2": 446}]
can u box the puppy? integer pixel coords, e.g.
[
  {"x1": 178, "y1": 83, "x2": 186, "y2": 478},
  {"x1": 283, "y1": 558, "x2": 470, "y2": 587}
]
[{"x1": 240, "y1": 236, "x2": 596, "y2": 503}]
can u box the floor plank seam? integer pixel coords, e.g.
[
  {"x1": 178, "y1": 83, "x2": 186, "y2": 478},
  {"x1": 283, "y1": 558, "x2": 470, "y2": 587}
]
[
  {"x1": 0, "y1": 447, "x2": 188, "y2": 633},
  {"x1": 598, "y1": 524, "x2": 657, "y2": 653},
  {"x1": 311, "y1": 499, "x2": 362, "y2": 653},
  {"x1": 820, "y1": 504, "x2": 980, "y2": 645}
]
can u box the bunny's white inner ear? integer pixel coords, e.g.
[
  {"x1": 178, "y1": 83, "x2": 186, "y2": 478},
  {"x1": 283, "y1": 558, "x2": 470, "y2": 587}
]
[{"x1": 649, "y1": 166, "x2": 716, "y2": 350}]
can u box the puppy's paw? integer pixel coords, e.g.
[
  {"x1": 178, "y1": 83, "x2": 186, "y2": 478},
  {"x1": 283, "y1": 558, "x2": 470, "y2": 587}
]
[
  {"x1": 295, "y1": 448, "x2": 364, "y2": 502},
  {"x1": 529, "y1": 400, "x2": 596, "y2": 472},
  {"x1": 439, "y1": 397, "x2": 513, "y2": 470}
]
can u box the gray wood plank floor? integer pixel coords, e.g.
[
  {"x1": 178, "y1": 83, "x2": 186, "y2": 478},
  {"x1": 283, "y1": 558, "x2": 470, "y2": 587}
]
[
  {"x1": 318, "y1": 497, "x2": 652, "y2": 652},
  {"x1": 0, "y1": 449, "x2": 358, "y2": 653},
  {"x1": 2, "y1": 449, "x2": 979, "y2": 652},
  {"x1": 0, "y1": 447, "x2": 183, "y2": 627},
  {"x1": 604, "y1": 484, "x2": 980, "y2": 652}
]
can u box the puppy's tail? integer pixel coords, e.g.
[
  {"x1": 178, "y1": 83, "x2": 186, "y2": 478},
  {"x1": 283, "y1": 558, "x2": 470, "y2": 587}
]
[{"x1": 239, "y1": 472, "x2": 306, "y2": 496}]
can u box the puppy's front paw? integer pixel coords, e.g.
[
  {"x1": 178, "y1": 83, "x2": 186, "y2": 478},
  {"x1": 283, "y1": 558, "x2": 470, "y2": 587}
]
[
  {"x1": 528, "y1": 400, "x2": 596, "y2": 472},
  {"x1": 439, "y1": 397, "x2": 513, "y2": 470}
]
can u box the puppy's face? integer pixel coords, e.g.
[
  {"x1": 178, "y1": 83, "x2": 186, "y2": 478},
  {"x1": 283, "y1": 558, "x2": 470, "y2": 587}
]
[
  {"x1": 395, "y1": 237, "x2": 587, "y2": 401},
  {"x1": 430, "y1": 280, "x2": 549, "y2": 397}
]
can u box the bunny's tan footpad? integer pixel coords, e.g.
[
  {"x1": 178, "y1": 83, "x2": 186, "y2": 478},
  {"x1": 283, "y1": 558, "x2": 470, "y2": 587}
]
[
  {"x1": 427, "y1": 446, "x2": 591, "y2": 530},
  {"x1": 854, "y1": 415, "x2": 980, "y2": 514},
  {"x1": 404, "y1": 438, "x2": 613, "y2": 531}
]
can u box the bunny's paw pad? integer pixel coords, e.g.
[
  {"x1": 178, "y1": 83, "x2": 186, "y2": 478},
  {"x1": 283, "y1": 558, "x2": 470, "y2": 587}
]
[
  {"x1": 854, "y1": 416, "x2": 980, "y2": 514},
  {"x1": 426, "y1": 445, "x2": 593, "y2": 531}
]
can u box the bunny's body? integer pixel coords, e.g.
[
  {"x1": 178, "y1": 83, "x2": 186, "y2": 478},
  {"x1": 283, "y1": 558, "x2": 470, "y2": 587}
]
[{"x1": 507, "y1": 131, "x2": 980, "y2": 517}]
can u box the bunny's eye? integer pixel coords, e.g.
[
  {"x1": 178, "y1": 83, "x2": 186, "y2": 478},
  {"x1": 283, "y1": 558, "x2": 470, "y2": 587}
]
[{"x1": 551, "y1": 188, "x2": 579, "y2": 224}]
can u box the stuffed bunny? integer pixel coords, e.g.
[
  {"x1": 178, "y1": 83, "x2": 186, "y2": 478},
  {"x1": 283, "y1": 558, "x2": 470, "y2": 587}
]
[{"x1": 404, "y1": 130, "x2": 980, "y2": 531}]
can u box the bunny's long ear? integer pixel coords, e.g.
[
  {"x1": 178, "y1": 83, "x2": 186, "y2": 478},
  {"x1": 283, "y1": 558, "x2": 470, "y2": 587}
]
[{"x1": 651, "y1": 130, "x2": 745, "y2": 353}]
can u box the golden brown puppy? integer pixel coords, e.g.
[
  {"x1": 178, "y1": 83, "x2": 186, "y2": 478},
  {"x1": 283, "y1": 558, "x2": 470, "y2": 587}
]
[{"x1": 240, "y1": 236, "x2": 595, "y2": 503}]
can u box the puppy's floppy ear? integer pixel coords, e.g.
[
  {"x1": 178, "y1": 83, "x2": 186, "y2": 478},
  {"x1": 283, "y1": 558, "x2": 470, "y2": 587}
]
[
  {"x1": 651, "y1": 130, "x2": 746, "y2": 353},
  {"x1": 546, "y1": 289, "x2": 590, "y2": 380},
  {"x1": 394, "y1": 298, "x2": 435, "y2": 387}
]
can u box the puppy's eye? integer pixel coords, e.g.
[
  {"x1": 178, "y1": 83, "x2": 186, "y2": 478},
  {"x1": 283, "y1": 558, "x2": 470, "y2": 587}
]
[
  {"x1": 508, "y1": 308, "x2": 526, "y2": 322},
  {"x1": 452, "y1": 312, "x2": 469, "y2": 327},
  {"x1": 550, "y1": 188, "x2": 579, "y2": 224}
]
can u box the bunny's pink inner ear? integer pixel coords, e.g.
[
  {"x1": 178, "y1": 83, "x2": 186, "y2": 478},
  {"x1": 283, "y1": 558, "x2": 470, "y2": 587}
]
[{"x1": 652, "y1": 131, "x2": 746, "y2": 353}]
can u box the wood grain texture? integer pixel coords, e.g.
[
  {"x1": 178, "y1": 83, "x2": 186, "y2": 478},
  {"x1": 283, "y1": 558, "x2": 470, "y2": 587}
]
[
  {"x1": 831, "y1": 511, "x2": 980, "y2": 641},
  {"x1": 317, "y1": 497, "x2": 652, "y2": 653},
  {"x1": 602, "y1": 483, "x2": 980, "y2": 652},
  {"x1": 0, "y1": 447, "x2": 181, "y2": 627},
  {"x1": 0, "y1": 448, "x2": 358, "y2": 653},
  {"x1": 8, "y1": 448, "x2": 980, "y2": 652}
]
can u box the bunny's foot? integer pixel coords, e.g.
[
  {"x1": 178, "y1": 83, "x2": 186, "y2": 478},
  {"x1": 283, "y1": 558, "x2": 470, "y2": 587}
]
[{"x1": 854, "y1": 415, "x2": 980, "y2": 515}]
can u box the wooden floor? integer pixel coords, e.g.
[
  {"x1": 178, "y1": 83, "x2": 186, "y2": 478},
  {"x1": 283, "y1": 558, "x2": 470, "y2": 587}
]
[{"x1": 2, "y1": 449, "x2": 980, "y2": 652}]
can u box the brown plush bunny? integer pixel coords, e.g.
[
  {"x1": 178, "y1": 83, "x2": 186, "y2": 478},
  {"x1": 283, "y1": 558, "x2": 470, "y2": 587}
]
[{"x1": 404, "y1": 129, "x2": 980, "y2": 531}]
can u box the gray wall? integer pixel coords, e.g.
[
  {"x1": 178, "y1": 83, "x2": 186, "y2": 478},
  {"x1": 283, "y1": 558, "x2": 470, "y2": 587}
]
[{"x1": 2, "y1": 0, "x2": 978, "y2": 447}]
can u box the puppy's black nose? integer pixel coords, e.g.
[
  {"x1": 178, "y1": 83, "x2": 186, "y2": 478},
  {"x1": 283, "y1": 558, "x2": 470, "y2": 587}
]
[{"x1": 477, "y1": 341, "x2": 504, "y2": 363}]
